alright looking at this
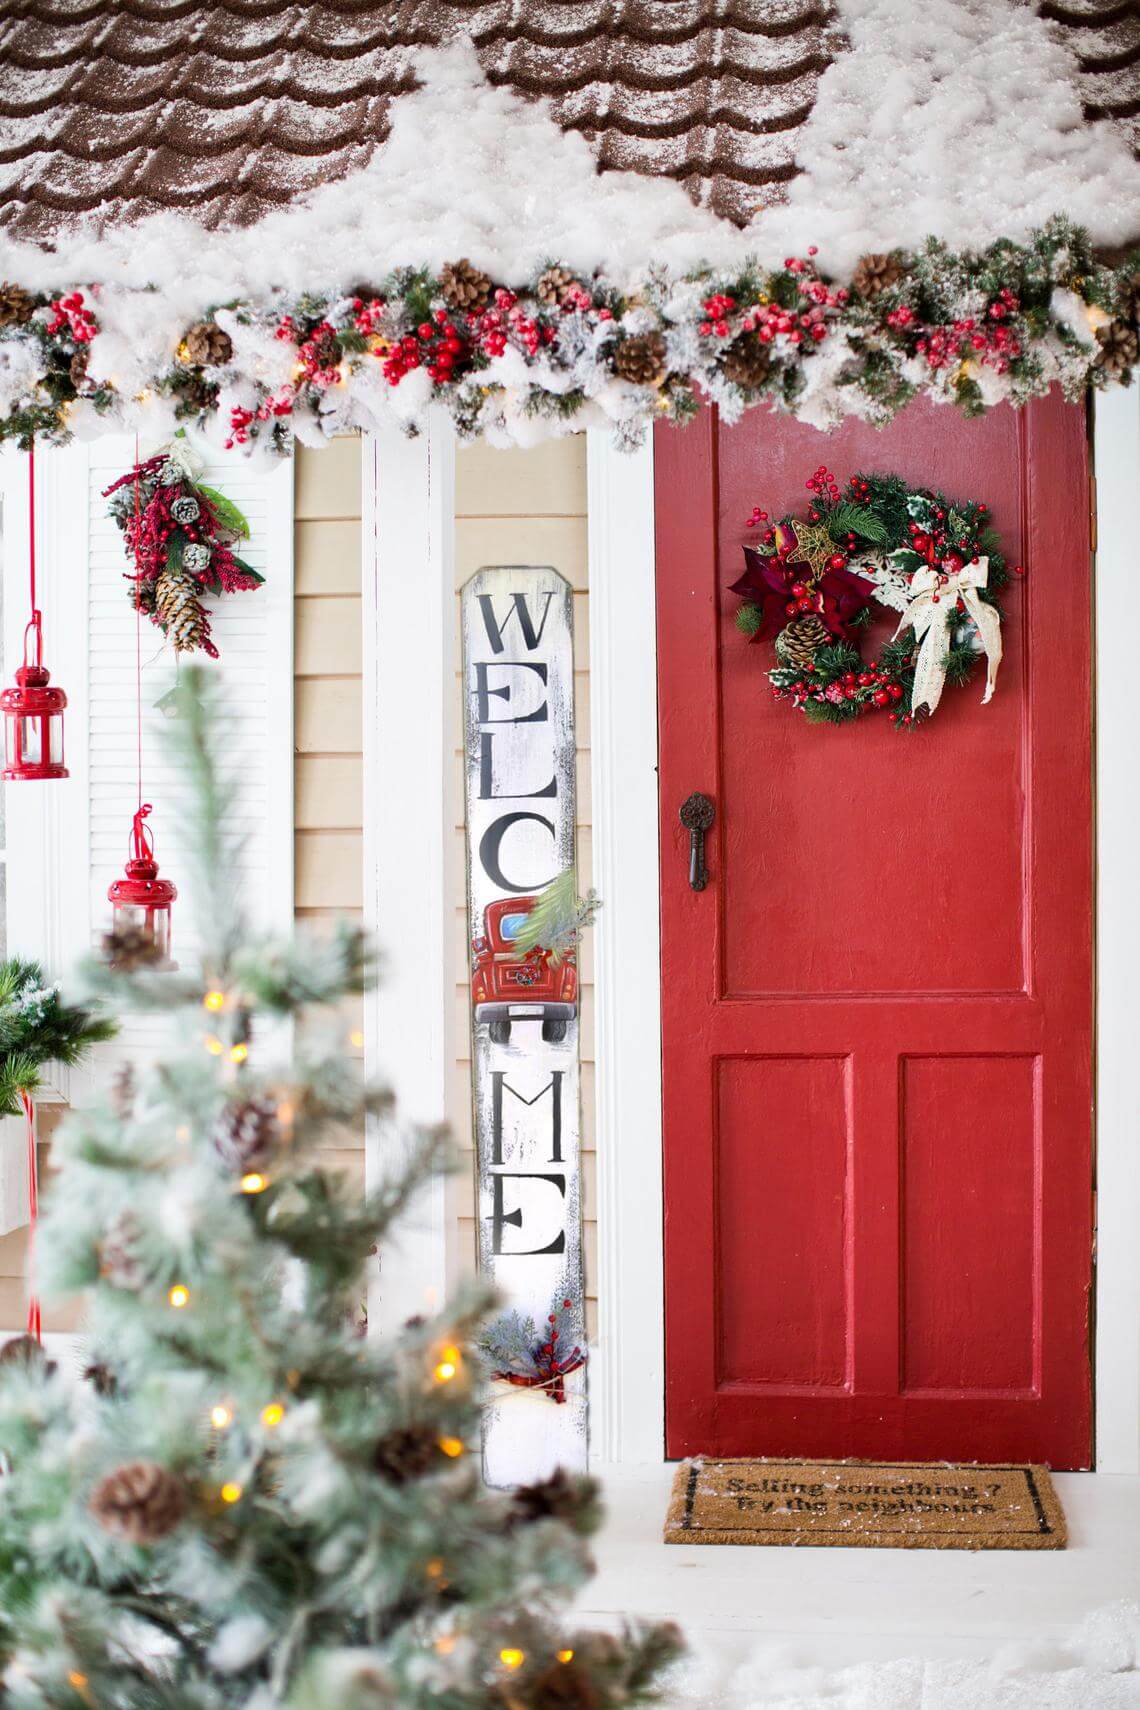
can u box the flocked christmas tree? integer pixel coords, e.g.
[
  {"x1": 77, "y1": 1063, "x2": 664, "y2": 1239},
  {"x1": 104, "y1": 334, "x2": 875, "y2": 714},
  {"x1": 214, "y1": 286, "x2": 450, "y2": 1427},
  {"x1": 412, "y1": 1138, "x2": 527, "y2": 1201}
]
[{"x1": 0, "y1": 669, "x2": 680, "y2": 1709}]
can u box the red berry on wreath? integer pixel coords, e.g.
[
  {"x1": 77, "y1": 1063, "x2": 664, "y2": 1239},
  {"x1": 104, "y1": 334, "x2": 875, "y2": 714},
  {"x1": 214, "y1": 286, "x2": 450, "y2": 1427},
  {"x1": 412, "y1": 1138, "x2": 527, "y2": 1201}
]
[
  {"x1": 785, "y1": 601, "x2": 799, "y2": 617},
  {"x1": 791, "y1": 582, "x2": 807, "y2": 598},
  {"x1": 873, "y1": 689, "x2": 890, "y2": 707},
  {"x1": 828, "y1": 552, "x2": 847, "y2": 570},
  {"x1": 842, "y1": 672, "x2": 856, "y2": 686},
  {"x1": 944, "y1": 552, "x2": 964, "y2": 572},
  {"x1": 889, "y1": 684, "x2": 903, "y2": 700}
]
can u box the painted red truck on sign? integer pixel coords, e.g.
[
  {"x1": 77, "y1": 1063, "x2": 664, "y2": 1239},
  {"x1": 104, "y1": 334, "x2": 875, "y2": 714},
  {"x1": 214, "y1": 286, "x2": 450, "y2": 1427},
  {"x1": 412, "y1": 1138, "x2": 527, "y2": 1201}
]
[{"x1": 471, "y1": 895, "x2": 577, "y2": 1046}]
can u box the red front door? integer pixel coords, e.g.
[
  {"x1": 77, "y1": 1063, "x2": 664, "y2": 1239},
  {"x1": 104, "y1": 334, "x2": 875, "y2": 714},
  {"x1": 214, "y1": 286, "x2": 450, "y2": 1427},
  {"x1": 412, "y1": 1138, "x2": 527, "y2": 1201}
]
[{"x1": 655, "y1": 394, "x2": 1093, "y2": 1468}]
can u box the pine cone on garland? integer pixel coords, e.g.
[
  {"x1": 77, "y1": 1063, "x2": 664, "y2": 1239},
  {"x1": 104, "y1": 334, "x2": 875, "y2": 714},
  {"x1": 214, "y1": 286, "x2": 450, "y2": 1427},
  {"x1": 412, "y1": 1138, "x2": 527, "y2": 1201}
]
[
  {"x1": 176, "y1": 372, "x2": 220, "y2": 414},
  {"x1": 90, "y1": 1461, "x2": 186, "y2": 1543},
  {"x1": 311, "y1": 329, "x2": 342, "y2": 371},
  {"x1": 612, "y1": 332, "x2": 668, "y2": 386},
  {"x1": 69, "y1": 347, "x2": 90, "y2": 391},
  {"x1": 153, "y1": 568, "x2": 211, "y2": 655},
  {"x1": 851, "y1": 253, "x2": 904, "y2": 299},
  {"x1": 213, "y1": 1096, "x2": 280, "y2": 1173},
  {"x1": 182, "y1": 321, "x2": 233, "y2": 366},
  {"x1": 372, "y1": 1424, "x2": 443, "y2": 1484},
  {"x1": 775, "y1": 612, "x2": 831, "y2": 668},
  {"x1": 101, "y1": 922, "x2": 164, "y2": 971},
  {"x1": 0, "y1": 282, "x2": 36, "y2": 327},
  {"x1": 536, "y1": 266, "x2": 581, "y2": 307},
  {"x1": 439, "y1": 259, "x2": 493, "y2": 312},
  {"x1": 722, "y1": 333, "x2": 771, "y2": 389},
  {"x1": 1095, "y1": 320, "x2": 1140, "y2": 377}
]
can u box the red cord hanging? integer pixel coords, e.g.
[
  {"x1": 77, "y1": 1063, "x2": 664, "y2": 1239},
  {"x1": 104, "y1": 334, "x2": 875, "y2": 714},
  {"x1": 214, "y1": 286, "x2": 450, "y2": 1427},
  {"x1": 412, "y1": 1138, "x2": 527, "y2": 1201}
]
[
  {"x1": 1, "y1": 445, "x2": 68, "y2": 781},
  {"x1": 106, "y1": 441, "x2": 177, "y2": 967}
]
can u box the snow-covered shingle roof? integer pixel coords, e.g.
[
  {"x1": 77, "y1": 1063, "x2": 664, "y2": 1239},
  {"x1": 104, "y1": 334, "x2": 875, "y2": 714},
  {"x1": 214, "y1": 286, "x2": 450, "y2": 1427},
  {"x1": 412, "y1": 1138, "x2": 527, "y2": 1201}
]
[
  {"x1": 4, "y1": 0, "x2": 1135, "y2": 247},
  {"x1": 0, "y1": 0, "x2": 847, "y2": 238}
]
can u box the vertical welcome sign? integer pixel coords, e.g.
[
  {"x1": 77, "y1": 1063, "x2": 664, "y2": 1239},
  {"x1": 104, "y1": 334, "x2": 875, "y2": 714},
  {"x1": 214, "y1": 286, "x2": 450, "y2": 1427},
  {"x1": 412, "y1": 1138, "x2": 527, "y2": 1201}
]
[{"x1": 461, "y1": 566, "x2": 587, "y2": 1486}]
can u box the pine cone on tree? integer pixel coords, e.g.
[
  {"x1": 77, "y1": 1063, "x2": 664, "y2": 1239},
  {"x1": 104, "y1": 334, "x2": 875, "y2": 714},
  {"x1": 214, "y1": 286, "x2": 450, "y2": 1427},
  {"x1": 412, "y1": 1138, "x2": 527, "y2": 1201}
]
[
  {"x1": 213, "y1": 1096, "x2": 280, "y2": 1173},
  {"x1": 98, "y1": 1215, "x2": 146, "y2": 1290},
  {"x1": 852, "y1": 253, "x2": 904, "y2": 299},
  {"x1": 506, "y1": 1468, "x2": 594, "y2": 1531},
  {"x1": 612, "y1": 333, "x2": 668, "y2": 386},
  {"x1": 101, "y1": 921, "x2": 163, "y2": 971},
  {"x1": 775, "y1": 612, "x2": 831, "y2": 667},
  {"x1": 439, "y1": 259, "x2": 493, "y2": 312},
  {"x1": 372, "y1": 1424, "x2": 443, "y2": 1484},
  {"x1": 722, "y1": 334, "x2": 770, "y2": 389},
  {"x1": 536, "y1": 266, "x2": 581, "y2": 307},
  {"x1": 1095, "y1": 320, "x2": 1140, "y2": 377},
  {"x1": 529, "y1": 1659, "x2": 601, "y2": 1710},
  {"x1": 0, "y1": 1334, "x2": 53, "y2": 1373},
  {"x1": 0, "y1": 283, "x2": 36, "y2": 327},
  {"x1": 182, "y1": 321, "x2": 233, "y2": 366},
  {"x1": 154, "y1": 568, "x2": 211, "y2": 654},
  {"x1": 83, "y1": 1360, "x2": 118, "y2": 1397},
  {"x1": 90, "y1": 1462, "x2": 186, "y2": 1543}
]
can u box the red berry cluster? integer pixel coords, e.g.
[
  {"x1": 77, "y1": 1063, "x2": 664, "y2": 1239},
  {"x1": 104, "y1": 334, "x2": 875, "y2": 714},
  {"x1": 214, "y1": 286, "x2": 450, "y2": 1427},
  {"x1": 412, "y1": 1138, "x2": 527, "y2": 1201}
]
[
  {"x1": 534, "y1": 1298, "x2": 582, "y2": 1384},
  {"x1": 475, "y1": 288, "x2": 556, "y2": 361},
  {"x1": 890, "y1": 288, "x2": 1023, "y2": 377},
  {"x1": 47, "y1": 291, "x2": 97, "y2": 343},
  {"x1": 352, "y1": 296, "x2": 386, "y2": 338},
  {"x1": 777, "y1": 666, "x2": 906, "y2": 716},
  {"x1": 225, "y1": 392, "x2": 292, "y2": 450},
  {"x1": 381, "y1": 308, "x2": 469, "y2": 384}
]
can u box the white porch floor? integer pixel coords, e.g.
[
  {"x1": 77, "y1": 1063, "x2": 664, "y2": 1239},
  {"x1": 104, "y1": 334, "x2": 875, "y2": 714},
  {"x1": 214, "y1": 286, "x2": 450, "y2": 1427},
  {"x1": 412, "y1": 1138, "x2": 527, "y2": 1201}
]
[{"x1": 577, "y1": 1465, "x2": 1140, "y2": 1704}]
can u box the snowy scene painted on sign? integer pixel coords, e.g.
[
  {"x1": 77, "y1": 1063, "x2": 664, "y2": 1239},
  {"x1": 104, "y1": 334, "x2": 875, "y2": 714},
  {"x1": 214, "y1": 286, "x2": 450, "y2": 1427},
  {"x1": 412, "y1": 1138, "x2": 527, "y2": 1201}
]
[{"x1": 461, "y1": 566, "x2": 587, "y2": 1486}]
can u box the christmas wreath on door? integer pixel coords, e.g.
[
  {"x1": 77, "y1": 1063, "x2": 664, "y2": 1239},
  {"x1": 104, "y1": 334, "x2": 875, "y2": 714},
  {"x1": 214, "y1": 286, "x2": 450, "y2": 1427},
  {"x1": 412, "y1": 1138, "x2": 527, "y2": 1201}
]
[{"x1": 731, "y1": 467, "x2": 1022, "y2": 728}]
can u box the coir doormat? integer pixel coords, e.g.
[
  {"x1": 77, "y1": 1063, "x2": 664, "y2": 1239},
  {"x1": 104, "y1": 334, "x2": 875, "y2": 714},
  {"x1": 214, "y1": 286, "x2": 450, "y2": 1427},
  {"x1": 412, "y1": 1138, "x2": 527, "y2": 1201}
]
[{"x1": 665, "y1": 1458, "x2": 1067, "y2": 1550}]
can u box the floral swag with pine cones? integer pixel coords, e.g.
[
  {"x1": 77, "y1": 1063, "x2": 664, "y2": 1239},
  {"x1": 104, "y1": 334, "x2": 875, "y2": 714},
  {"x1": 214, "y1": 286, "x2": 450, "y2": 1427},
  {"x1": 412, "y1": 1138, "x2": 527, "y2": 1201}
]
[
  {"x1": 733, "y1": 467, "x2": 1017, "y2": 729},
  {"x1": 103, "y1": 441, "x2": 263, "y2": 658},
  {"x1": 0, "y1": 217, "x2": 1137, "y2": 454}
]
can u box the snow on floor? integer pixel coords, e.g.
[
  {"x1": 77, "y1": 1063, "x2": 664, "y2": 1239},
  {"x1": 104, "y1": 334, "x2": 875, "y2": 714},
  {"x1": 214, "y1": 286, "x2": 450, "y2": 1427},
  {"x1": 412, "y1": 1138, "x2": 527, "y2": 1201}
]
[{"x1": 579, "y1": 1466, "x2": 1140, "y2": 1708}]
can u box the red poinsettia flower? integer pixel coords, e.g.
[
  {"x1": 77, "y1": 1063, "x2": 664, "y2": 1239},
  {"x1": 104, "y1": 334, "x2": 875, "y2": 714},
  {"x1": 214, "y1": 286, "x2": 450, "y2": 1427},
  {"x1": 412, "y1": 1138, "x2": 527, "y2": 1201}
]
[{"x1": 730, "y1": 524, "x2": 875, "y2": 642}]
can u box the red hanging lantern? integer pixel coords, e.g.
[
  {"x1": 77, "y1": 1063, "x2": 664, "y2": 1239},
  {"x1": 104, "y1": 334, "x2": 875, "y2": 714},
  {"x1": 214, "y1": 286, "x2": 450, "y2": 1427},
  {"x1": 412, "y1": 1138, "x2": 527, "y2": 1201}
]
[
  {"x1": 2, "y1": 448, "x2": 67, "y2": 781},
  {"x1": 107, "y1": 804, "x2": 177, "y2": 967}
]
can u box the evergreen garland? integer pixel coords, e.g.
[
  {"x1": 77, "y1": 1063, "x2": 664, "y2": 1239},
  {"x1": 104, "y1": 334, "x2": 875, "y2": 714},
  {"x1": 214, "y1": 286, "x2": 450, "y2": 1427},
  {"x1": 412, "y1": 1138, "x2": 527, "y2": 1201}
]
[
  {"x1": 0, "y1": 958, "x2": 115, "y2": 1116},
  {"x1": 0, "y1": 216, "x2": 1135, "y2": 452}
]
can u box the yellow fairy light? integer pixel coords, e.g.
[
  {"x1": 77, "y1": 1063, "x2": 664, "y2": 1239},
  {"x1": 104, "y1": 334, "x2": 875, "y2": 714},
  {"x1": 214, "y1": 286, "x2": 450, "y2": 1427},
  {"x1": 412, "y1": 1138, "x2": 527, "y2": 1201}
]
[
  {"x1": 240, "y1": 1172, "x2": 268, "y2": 1195},
  {"x1": 435, "y1": 1633, "x2": 457, "y2": 1657},
  {"x1": 210, "y1": 1404, "x2": 233, "y2": 1429},
  {"x1": 220, "y1": 1481, "x2": 243, "y2": 1504},
  {"x1": 68, "y1": 1672, "x2": 89, "y2": 1689},
  {"x1": 260, "y1": 1401, "x2": 285, "y2": 1427},
  {"x1": 276, "y1": 1100, "x2": 295, "y2": 1127},
  {"x1": 229, "y1": 1042, "x2": 249, "y2": 1064},
  {"x1": 438, "y1": 1436, "x2": 465, "y2": 1458},
  {"x1": 557, "y1": 1650, "x2": 574, "y2": 1664},
  {"x1": 203, "y1": 990, "x2": 225, "y2": 1012},
  {"x1": 168, "y1": 1284, "x2": 190, "y2": 1309},
  {"x1": 499, "y1": 1649, "x2": 525, "y2": 1671},
  {"x1": 348, "y1": 1028, "x2": 364, "y2": 1048},
  {"x1": 426, "y1": 1557, "x2": 446, "y2": 1580},
  {"x1": 204, "y1": 1036, "x2": 224, "y2": 1056},
  {"x1": 433, "y1": 1344, "x2": 461, "y2": 1384}
]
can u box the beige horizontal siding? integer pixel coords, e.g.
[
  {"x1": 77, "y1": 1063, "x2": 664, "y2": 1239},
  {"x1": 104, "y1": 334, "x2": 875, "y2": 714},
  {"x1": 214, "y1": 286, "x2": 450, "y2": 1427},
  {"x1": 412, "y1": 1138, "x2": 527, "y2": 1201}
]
[{"x1": 294, "y1": 440, "x2": 365, "y2": 1186}]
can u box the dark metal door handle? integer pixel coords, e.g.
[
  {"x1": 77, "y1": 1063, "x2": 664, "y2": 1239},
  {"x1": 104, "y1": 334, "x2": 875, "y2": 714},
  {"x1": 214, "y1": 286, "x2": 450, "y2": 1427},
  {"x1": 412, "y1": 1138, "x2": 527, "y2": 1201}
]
[{"x1": 679, "y1": 792, "x2": 715, "y2": 891}]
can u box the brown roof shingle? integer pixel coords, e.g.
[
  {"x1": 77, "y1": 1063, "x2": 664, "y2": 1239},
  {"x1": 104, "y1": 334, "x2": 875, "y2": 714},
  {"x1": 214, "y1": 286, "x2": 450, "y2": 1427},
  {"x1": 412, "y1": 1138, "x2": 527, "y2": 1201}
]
[{"x1": 0, "y1": 0, "x2": 1135, "y2": 245}]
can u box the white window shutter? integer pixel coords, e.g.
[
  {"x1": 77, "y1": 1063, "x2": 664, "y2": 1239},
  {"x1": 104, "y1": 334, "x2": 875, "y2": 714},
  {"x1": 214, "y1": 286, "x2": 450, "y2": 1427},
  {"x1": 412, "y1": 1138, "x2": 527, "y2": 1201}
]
[{"x1": 3, "y1": 434, "x2": 294, "y2": 1095}]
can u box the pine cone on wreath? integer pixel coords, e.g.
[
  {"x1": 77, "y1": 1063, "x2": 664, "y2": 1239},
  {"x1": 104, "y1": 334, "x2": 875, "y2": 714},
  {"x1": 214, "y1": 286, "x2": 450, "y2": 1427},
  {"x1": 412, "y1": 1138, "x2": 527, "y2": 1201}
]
[
  {"x1": 775, "y1": 612, "x2": 831, "y2": 667},
  {"x1": 90, "y1": 1461, "x2": 186, "y2": 1543},
  {"x1": 851, "y1": 252, "x2": 904, "y2": 299},
  {"x1": 0, "y1": 282, "x2": 36, "y2": 327},
  {"x1": 213, "y1": 1096, "x2": 280, "y2": 1173},
  {"x1": 439, "y1": 259, "x2": 493, "y2": 312},
  {"x1": 153, "y1": 568, "x2": 211, "y2": 654},
  {"x1": 1095, "y1": 320, "x2": 1140, "y2": 377},
  {"x1": 536, "y1": 266, "x2": 581, "y2": 307},
  {"x1": 612, "y1": 332, "x2": 668, "y2": 386},
  {"x1": 101, "y1": 921, "x2": 163, "y2": 971},
  {"x1": 722, "y1": 334, "x2": 771, "y2": 389},
  {"x1": 372, "y1": 1424, "x2": 442, "y2": 1484},
  {"x1": 182, "y1": 321, "x2": 233, "y2": 366}
]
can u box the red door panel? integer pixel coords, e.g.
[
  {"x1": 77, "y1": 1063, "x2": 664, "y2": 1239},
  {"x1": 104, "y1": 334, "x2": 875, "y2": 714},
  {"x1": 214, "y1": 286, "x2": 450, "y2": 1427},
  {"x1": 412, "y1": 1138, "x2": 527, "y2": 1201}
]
[{"x1": 655, "y1": 393, "x2": 1093, "y2": 1468}]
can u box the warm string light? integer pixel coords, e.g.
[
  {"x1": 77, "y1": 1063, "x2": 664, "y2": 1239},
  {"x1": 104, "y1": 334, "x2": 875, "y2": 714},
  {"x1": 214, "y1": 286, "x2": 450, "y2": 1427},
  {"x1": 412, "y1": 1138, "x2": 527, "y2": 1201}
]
[
  {"x1": 204, "y1": 1036, "x2": 223, "y2": 1056},
  {"x1": 240, "y1": 1172, "x2": 268, "y2": 1195},
  {"x1": 433, "y1": 1344, "x2": 461, "y2": 1384},
  {"x1": 220, "y1": 1481, "x2": 243, "y2": 1504},
  {"x1": 210, "y1": 1404, "x2": 232, "y2": 1429},
  {"x1": 499, "y1": 1649, "x2": 525, "y2": 1671},
  {"x1": 260, "y1": 1401, "x2": 284, "y2": 1427},
  {"x1": 229, "y1": 1043, "x2": 248, "y2": 1065},
  {"x1": 557, "y1": 1650, "x2": 574, "y2": 1664},
  {"x1": 437, "y1": 1436, "x2": 465, "y2": 1458},
  {"x1": 203, "y1": 990, "x2": 225, "y2": 1012},
  {"x1": 168, "y1": 1284, "x2": 190, "y2": 1309}
]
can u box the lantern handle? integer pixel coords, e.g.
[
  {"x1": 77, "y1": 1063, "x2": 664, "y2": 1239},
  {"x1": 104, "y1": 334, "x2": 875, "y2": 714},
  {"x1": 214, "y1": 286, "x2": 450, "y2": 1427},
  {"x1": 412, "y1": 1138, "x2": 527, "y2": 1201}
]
[
  {"x1": 130, "y1": 803, "x2": 156, "y2": 865},
  {"x1": 21, "y1": 612, "x2": 43, "y2": 673}
]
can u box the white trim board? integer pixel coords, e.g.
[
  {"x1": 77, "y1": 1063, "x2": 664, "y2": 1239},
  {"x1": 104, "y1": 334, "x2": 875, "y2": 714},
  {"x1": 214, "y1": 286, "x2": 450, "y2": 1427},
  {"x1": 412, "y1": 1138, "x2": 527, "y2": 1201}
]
[
  {"x1": 586, "y1": 396, "x2": 1139, "y2": 1472},
  {"x1": 361, "y1": 422, "x2": 456, "y2": 1337}
]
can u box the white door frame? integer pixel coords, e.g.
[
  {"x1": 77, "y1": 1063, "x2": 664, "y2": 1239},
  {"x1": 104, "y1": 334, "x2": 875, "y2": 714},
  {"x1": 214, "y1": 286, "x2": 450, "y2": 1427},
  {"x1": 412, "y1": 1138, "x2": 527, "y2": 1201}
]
[{"x1": 586, "y1": 389, "x2": 1140, "y2": 1472}]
